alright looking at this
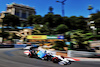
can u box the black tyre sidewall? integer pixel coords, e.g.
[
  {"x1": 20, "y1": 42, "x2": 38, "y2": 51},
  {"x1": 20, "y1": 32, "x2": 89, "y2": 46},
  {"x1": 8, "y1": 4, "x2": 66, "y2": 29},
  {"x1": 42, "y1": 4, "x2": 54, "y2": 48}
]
[{"x1": 53, "y1": 58, "x2": 58, "y2": 63}]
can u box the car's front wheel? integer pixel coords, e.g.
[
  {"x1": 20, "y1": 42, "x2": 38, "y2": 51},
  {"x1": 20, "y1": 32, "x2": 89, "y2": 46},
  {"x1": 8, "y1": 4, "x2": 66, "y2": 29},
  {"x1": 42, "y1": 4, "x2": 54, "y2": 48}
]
[
  {"x1": 67, "y1": 61, "x2": 71, "y2": 65},
  {"x1": 44, "y1": 56, "x2": 48, "y2": 61},
  {"x1": 28, "y1": 54, "x2": 33, "y2": 58}
]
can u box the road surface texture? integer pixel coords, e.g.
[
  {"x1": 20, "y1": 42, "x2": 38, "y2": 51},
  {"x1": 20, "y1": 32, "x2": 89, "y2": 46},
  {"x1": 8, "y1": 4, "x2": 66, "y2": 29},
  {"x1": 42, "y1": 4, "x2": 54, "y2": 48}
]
[{"x1": 0, "y1": 48, "x2": 100, "y2": 67}]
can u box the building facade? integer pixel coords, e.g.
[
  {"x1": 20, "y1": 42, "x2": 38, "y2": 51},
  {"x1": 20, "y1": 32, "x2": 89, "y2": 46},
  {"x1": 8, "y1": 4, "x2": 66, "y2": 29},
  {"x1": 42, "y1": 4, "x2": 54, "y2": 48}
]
[
  {"x1": 6, "y1": 3, "x2": 36, "y2": 20},
  {"x1": 0, "y1": 3, "x2": 36, "y2": 27}
]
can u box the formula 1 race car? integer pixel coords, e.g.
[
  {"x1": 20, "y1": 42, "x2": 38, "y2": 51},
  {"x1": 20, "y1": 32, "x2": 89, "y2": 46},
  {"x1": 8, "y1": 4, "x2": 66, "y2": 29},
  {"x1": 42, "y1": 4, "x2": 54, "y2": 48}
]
[
  {"x1": 41, "y1": 53, "x2": 53, "y2": 61},
  {"x1": 28, "y1": 49, "x2": 48, "y2": 59},
  {"x1": 26, "y1": 48, "x2": 73, "y2": 65},
  {"x1": 28, "y1": 49, "x2": 53, "y2": 61},
  {"x1": 52, "y1": 55, "x2": 72, "y2": 65},
  {"x1": 28, "y1": 49, "x2": 39, "y2": 58}
]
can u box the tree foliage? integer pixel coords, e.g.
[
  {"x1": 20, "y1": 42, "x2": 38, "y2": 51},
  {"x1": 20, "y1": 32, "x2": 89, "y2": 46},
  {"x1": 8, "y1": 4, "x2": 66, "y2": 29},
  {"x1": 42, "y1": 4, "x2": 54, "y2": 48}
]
[
  {"x1": 56, "y1": 24, "x2": 68, "y2": 33},
  {"x1": 90, "y1": 11, "x2": 100, "y2": 21},
  {"x1": 27, "y1": 15, "x2": 42, "y2": 24},
  {"x1": 3, "y1": 14, "x2": 20, "y2": 28},
  {"x1": 2, "y1": 13, "x2": 88, "y2": 34},
  {"x1": 65, "y1": 30, "x2": 93, "y2": 50},
  {"x1": 51, "y1": 41, "x2": 66, "y2": 51},
  {"x1": 88, "y1": 5, "x2": 93, "y2": 10},
  {"x1": 43, "y1": 13, "x2": 54, "y2": 27},
  {"x1": 27, "y1": 14, "x2": 87, "y2": 33},
  {"x1": 68, "y1": 16, "x2": 87, "y2": 30}
]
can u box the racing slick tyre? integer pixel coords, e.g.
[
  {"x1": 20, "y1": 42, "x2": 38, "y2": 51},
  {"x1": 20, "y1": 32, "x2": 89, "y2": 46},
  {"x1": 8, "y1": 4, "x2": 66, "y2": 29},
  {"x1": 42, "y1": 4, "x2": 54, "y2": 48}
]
[
  {"x1": 35, "y1": 55, "x2": 39, "y2": 59},
  {"x1": 35, "y1": 55, "x2": 40, "y2": 59},
  {"x1": 58, "y1": 61, "x2": 65, "y2": 65},
  {"x1": 52, "y1": 58, "x2": 59, "y2": 63},
  {"x1": 28, "y1": 54, "x2": 33, "y2": 58},
  {"x1": 67, "y1": 61, "x2": 71, "y2": 65},
  {"x1": 44, "y1": 56, "x2": 48, "y2": 61}
]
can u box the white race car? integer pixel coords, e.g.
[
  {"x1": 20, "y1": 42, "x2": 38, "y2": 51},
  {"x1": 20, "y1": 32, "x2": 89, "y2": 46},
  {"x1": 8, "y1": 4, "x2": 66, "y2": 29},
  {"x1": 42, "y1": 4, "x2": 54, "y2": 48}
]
[{"x1": 52, "y1": 55, "x2": 74, "y2": 65}]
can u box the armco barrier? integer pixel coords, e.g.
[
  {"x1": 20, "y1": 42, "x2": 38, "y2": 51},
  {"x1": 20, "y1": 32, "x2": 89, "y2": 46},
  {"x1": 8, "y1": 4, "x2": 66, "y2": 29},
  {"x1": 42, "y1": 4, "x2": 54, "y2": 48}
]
[
  {"x1": 67, "y1": 50, "x2": 96, "y2": 57},
  {"x1": 14, "y1": 44, "x2": 39, "y2": 48},
  {"x1": 14, "y1": 44, "x2": 27, "y2": 48},
  {"x1": 0, "y1": 44, "x2": 38, "y2": 48},
  {"x1": 0, "y1": 45, "x2": 14, "y2": 48}
]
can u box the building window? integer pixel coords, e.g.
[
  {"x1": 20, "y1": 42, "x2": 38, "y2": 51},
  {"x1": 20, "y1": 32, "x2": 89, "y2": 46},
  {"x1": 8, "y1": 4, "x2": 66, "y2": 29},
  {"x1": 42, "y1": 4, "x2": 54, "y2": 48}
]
[
  {"x1": 15, "y1": 12, "x2": 19, "y2": 17},
  {"x1": 22, "y1": 13, "x2": 26, "y2": 18}
]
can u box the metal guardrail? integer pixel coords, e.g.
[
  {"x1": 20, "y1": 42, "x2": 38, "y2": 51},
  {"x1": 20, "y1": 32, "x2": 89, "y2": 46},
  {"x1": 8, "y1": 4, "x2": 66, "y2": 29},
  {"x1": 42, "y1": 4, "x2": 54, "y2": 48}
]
[
  {"x1": 67, "y1": 50, "x2": 96, "y2": 57},
  {"x1": 0, "y1": 45, "x2": 14, "y2": 48}
]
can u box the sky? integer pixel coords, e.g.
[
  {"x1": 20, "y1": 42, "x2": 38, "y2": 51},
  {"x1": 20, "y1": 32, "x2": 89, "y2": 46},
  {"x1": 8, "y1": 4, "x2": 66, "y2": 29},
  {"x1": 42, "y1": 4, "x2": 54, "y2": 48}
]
[{"x1": 0, "y1": 0, "x2": 100, "y2": 17}]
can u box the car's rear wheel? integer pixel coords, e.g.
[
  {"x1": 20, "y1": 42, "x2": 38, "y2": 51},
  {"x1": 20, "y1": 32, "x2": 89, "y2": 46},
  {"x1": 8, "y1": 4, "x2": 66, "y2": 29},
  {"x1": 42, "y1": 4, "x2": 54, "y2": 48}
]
[
  {"x1": 28, "y1": 54, "x2": 33, "y2": 58},
  {"x1": 36, "y1": 55, "x2": 39, "y2": 59},
  {"x1": 52, "y1": 58, "x2": 59, "y2": 63}
]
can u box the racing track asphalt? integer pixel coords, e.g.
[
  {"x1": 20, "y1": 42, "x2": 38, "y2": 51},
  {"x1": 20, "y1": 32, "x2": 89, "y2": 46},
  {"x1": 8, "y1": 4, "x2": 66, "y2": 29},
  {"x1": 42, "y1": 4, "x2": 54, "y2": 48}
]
[{"x1": 0, "y1": 48, "x2": 100, "y2": 67}]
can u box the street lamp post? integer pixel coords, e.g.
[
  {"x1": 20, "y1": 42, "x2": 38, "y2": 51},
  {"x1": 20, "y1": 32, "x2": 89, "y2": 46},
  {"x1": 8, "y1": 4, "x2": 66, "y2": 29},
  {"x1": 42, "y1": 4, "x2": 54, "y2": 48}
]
[{"x1": 56, "y1": 0, "x2": 67, "y2": 17}]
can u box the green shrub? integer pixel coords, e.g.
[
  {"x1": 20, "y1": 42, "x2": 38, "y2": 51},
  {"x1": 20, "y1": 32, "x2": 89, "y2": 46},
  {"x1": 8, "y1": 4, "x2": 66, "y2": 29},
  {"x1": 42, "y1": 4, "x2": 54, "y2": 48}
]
[
  {"x1": 51, "y1": 41, "x2": 66, "y2": 50},
  {"x1": 59, "y1": 48, "x2": 64, "y2": 51}
]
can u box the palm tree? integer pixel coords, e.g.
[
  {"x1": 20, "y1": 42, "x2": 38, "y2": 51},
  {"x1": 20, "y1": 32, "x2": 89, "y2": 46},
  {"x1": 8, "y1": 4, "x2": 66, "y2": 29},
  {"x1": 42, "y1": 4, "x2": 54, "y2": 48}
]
[
  {"x1": 88, "y1": 5, "x2": 93, "y2": 14},
  {"x1": 48, "y1": 6, "x2": 53, "y2": 14}
]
